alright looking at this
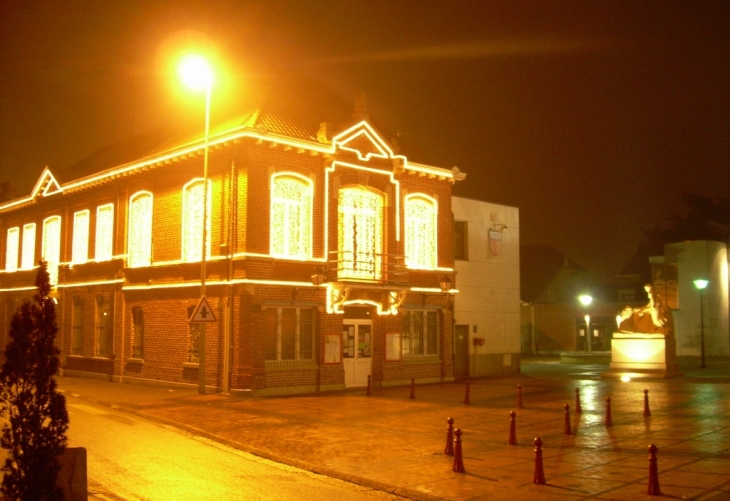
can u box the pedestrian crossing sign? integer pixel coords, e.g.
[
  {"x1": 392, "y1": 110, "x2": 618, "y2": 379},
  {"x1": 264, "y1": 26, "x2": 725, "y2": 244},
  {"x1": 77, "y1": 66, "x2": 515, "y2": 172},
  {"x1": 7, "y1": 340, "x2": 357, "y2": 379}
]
[{"x1": 189, "y1": 296, "x2": 217, "y2": 323}]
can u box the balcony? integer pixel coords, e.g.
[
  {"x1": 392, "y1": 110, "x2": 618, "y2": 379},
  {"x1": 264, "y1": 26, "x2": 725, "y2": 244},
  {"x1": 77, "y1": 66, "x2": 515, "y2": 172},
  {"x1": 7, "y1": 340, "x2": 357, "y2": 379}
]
[{"x1": 328, "y1": 251, "x2": 408, "y2": 287}]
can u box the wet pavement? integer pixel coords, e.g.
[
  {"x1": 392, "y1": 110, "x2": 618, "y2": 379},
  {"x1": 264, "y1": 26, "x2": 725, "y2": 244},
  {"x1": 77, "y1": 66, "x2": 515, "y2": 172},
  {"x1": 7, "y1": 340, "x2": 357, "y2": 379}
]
[{"x1": 60, "y1": 356, "x2": 730, "y2": 500}]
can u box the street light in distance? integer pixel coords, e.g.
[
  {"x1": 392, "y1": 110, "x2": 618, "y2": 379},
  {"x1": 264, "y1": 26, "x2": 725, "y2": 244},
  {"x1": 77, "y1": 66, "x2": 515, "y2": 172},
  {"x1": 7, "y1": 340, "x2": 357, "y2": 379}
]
[
  {"x1": 693, "y1": 279, "x2": 709, "y2": 369},
  {"x1": 578, "y1": 294, "x2": 593, "y2": 353}
]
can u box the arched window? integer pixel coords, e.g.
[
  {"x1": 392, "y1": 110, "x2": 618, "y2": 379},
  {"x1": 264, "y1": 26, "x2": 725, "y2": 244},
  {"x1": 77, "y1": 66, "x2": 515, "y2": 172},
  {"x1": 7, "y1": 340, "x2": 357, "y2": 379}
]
[
  {"x1": 270, "y1": 173, "x2": 313, "y2": 259},
  {"x1": 21, "y1": 223, "x2": 36, "y2": 270},
  {"x1": 338, "y1": 187, "x2": 383, "y2": 280},
  {"x1": 5, "y1": 227, "x2": 19, "y2": 272},
  {"x1": 405, "y1": 194, "x2": 437, "y2": 269},
  {"x1": 182, "y1": 179, "x2": 212, "y2": 262},
  {"x1": 95, "y1": 203, "x2": 114, "y2": 262},
  {"x1": 128, "y1": 192, "x2": 153, "y2": 268},
  {"x1": 42, "y1": 215, "x2": 62, "y2": 285}
]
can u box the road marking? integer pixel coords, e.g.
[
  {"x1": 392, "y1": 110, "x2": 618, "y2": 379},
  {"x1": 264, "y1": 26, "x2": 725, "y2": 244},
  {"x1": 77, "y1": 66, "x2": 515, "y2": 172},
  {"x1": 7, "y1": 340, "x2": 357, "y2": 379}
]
[{"x1": 68, "y1": 403, "x2": 108, "y2": 415}]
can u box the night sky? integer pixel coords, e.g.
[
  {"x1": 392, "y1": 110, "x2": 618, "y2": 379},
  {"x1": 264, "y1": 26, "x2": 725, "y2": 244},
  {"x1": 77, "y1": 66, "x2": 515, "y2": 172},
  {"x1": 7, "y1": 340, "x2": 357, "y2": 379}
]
[{"x1": 1, "y1": 1, "x2": 729, "y2": 280}]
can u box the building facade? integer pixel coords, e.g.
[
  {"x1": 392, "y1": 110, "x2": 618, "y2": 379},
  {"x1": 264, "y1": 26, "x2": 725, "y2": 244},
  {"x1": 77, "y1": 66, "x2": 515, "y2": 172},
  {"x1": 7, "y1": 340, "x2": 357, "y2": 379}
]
[
  {"x1": 452, "y1": 197, "x2": 520, "y2": 377},
  {"x1": 0, "y1": 112, "x2": 465, "y2": 395}
]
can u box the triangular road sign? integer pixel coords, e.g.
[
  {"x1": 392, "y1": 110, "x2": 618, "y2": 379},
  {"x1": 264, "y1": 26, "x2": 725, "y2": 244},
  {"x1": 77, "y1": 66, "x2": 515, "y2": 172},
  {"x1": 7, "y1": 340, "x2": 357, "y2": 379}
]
[{"x1": 189, "y1": 296, "x2": 217, "y2": 323}]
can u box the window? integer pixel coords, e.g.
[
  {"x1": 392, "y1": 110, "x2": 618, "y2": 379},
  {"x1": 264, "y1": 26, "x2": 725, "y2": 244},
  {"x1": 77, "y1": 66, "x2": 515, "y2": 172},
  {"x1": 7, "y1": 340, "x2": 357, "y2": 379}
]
[
  {"x1": 95, "y1": 204, "x2": 114, "y2": 262},
  {"x1": 132, "y1": 306, "x2": 144, "y2": 359},
  {"x1": 405, "y1": 194, "x2": 437, "y2": 269},
  {"x1": 264, "y1": 307, "x2": 315, "y2": 364},
  {"x1": 21, "y1": 223, "x2": 36, "y2": 270},
  {"x1": 270, "y1": 174, "x2": 313, "y2": 259},
  {"x1": 453, "y1": 220, "x2": 468, "y2": 261},
  {"x1": 338, "y1": 187, "x2": 383, "y2": 280},
  {"x1": 128, "y1": 192, "x2": 152, "y2": 267},
  {"x1": 95, "y1": 295, "x2": 112, "y2": 357},
  {"x1": 42, "y1": 216, "x2": 61, "y2": 285},
  {"x1": 5, "y1": 227, "x2": 19, "y2": 272},
  {"x1": 72, "y1": 210, "x2": 90, "y2": 264},
  {"x1": 182, "y1": 179, "x2": 212, "y2": 262},
  {"x1": 72, "y1": 296, "x2": 84, "y2": 355},
  {"x1": 402, "y1": 310, "x2": 439, "y2": 359},
  {"x1": 187, "y1": 305, "x2": 201, "y2": 363}
]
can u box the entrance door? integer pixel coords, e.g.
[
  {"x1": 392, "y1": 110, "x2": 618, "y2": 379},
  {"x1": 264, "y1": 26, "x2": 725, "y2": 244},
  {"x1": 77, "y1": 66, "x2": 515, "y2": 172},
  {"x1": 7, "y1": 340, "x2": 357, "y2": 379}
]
[
  {"x1": 454, "y1": 325, "x2": 470, "y2": 380},
  {"x1": 343, "y1": 320, "x2": 372, "y2": 387}
]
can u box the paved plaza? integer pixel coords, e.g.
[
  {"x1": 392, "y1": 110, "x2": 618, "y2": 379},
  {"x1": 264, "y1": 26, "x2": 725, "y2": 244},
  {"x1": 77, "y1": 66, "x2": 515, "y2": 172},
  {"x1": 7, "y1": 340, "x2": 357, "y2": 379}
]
[{"x1": 60, "y1": 356, "x2": 730, "y2": 500}]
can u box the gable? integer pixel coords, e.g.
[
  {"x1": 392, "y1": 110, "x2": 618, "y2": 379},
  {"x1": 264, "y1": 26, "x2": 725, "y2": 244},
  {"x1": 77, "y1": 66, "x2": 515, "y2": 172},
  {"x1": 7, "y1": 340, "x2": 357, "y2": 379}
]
[
  {"x1": 332, "y1": 121, "x2": 394, "y2": 162},
  {"x1": 32, "y1": 167, "x2": 63, "y2": 199}
]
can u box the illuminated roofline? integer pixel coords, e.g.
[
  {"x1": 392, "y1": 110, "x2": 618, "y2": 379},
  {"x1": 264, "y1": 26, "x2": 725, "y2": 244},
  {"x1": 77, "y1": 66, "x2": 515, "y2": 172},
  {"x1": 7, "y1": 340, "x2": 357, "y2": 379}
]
[
  {"x1": 57, "y1": 279, "x2": 124, "y2": 289},
  {"x1": 411, "y1": 287, "x2": 459, "y2": 294},
  {"x1": 123, "y1": 277, "x2": 318, "y2": 291}
]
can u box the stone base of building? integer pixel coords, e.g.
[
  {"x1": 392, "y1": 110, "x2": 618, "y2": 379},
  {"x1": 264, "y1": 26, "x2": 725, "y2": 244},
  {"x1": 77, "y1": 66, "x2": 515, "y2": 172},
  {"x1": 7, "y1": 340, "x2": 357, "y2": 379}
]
[{"x1": 602, "y1": 332, "x2": 683, "y2": 379}]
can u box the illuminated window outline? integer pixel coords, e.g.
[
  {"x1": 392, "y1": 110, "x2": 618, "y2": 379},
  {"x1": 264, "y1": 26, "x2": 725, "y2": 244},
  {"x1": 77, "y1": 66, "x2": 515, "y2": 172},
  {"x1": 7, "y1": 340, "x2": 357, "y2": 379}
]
[
  {"x1": 95, "y1": 203, "x2": 114, "y2": 262},
  {"x1": 21, "y1": 223, "x2": 36, "y2": 270},
  {"x1": 42, "y1": 216, "x2": 61, "y2": 285},
  {"x1": 338, "y1": 186, "x2": 384, "y2": 280},
  {"x1": 270, "y1": 172, "x2": 313, "y2": 260},
  {"x1": 182, "y1": 179, "x2": 212, "y2": 263},
  {"x1": 128, "y1": 191, "x2": 153, "y2": 268},
  {"x1": 72, "y1": 210, "x2": 90, "y2": 264},
  {"x1": 404, "y1": 194, "x2": 438, "y2": 270},
  {"x1": 5, "y1": 227, "x2": 19, "y2": 272}
]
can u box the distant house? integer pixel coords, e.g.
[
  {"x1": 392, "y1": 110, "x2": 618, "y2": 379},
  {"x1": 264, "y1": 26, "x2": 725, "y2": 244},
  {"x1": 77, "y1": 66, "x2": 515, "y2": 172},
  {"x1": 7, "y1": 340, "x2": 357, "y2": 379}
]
[{"x1": 520, "y1": 245, "x2": 644, "y2": 353}]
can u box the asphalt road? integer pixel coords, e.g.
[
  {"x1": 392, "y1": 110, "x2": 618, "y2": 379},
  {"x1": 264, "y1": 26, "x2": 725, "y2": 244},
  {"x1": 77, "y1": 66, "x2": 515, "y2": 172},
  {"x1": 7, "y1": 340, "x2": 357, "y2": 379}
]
[{"x1": 66, "y1": 396, "x2": 404, "y2": 501}]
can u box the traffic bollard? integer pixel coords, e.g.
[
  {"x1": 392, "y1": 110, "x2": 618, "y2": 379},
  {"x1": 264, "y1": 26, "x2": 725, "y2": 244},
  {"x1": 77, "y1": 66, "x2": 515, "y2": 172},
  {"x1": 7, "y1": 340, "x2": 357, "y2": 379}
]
[
  {"x1": 647, "y1": 444, "x2": 661, "y2": 495},
  {"x1": 452, "y1": 429, "x2": 465, "y2": 473},
  {"x1": 444, "y1": 417, "x2": 454, "y2": 456},
  {"x1": 509, "y1": 411, "x2": 517, "y2": 445},
  {"x1": 533, "y1": 437, "x2": 545, "y2": 484},
  {"x1": 643, "y1": 389, "x2": 651, "y2": 417},
  {"x1": 605, "y1": 397, "x2": 613, "y2": 426},
  {"x1": 564, "y1": 404, "x2": 572, "y2": 435},
  {"x1": 575, "y1": 387, "x2": 582, "y2": 413}
]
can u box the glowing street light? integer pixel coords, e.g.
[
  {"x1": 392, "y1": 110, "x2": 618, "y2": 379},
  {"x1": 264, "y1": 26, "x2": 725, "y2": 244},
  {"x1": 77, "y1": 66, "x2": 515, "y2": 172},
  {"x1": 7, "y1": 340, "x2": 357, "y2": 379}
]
[
  {"x1": 179, "y1": 54, "x2": 213, "y2": 394},
  {"x1": 693, "y1": 279, "x2": 709, "y2": 369},
  {"x1": 578, "y1": 294, "x2": 593, "y2": 352}
]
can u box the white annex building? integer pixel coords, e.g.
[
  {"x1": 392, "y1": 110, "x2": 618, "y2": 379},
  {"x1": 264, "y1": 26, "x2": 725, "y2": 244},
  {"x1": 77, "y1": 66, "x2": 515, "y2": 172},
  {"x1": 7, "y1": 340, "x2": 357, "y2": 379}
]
[{"x1": 451, "y1": 196, "x2": 521, "y2": 378}]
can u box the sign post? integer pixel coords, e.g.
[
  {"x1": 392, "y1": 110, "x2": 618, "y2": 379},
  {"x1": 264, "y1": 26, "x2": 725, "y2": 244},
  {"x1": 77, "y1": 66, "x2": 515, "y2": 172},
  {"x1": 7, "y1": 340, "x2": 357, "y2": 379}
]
[{"x1": 190, "y1": 296, "x2": 216, "y2": 394}]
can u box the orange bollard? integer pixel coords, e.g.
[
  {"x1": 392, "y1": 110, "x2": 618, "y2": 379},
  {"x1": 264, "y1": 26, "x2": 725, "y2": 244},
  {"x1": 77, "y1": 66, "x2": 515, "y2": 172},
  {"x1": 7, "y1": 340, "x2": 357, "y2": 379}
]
[
  {"x1": 564, "y1": 404, "x2": 572, "y2": 435},
  {"x1": 464, "y1": 380, "x2": 471, "y2": 405},
  {"x1": 575, "y1": 387, "x2": 582, "y2": 413},
  {"x1": 517, "y1": 384, "x2": 523, "y2": 408},
  {"x1": 366, "y1": 375, "x2": 371, "y2": 396},
  {"x1": 410, "y1": 378, "x2": 415, "y2": 400},
  {"x1": 452, "y1": 429, "x2": 465, "y2": 473},
  {"x1": 643, "y1": 389, "x2": 651, "y2": 417},
  {"x1": 605, "y1": 397, "x2": 613, "y2": 426},
  {"x1": 533, "y1": 437, "x2": 546, "y2": 484},
  {"x1": 647, "y1": 444, "x2": 661, "y2": 495},
  {"x1": 508, "y1": 411, "x2": 517, "y2": 445},
  {"x1": 444, "y1": 417, "x2": 454, "y2": 456}
]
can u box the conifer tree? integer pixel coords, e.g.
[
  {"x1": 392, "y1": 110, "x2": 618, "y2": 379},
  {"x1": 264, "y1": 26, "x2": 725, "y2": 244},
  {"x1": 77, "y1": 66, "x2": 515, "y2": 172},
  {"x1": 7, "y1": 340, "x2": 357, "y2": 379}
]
[{"x1": 0, "y1": 260, "x2": 69, "y2": 501}]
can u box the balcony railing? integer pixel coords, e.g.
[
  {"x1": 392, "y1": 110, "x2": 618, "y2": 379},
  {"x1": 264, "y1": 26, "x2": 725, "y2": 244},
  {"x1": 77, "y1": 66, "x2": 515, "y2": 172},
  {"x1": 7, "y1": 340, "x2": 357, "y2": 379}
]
[{"x1": 329, "y1": 251, "x2": 408, "y2": 286}]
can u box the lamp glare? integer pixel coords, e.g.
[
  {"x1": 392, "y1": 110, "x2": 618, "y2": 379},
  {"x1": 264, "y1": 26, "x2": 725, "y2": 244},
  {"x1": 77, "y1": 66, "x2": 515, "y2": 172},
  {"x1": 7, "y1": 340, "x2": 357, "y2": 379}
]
[{"x1": 179, "y1": 54, "x2": 213, "y2": 90}]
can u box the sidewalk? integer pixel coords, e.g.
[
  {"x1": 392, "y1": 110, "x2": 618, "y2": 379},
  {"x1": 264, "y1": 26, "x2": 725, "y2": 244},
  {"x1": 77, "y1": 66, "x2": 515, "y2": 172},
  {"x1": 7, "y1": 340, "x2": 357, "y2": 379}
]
[{"x1": 60, "y1": 357, "x2": 730, "y2": 500}]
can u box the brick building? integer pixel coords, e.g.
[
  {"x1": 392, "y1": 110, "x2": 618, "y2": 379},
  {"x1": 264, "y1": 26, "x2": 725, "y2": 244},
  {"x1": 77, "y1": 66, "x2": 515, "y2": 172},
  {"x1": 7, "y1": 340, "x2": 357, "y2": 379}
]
[{"x1": 0, "y1": 105, "x2": 465, "y2": 395}]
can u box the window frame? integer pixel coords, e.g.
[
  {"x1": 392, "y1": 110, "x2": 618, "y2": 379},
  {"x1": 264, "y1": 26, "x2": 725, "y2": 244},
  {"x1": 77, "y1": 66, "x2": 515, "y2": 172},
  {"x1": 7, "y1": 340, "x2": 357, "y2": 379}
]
[
  {"x1": 72, "y1": 296, "x2": 84, "y2": 355},
  {"x1": 5, "y1": 227, "x2": 19, "y2": 272},
  {"x1": 182, "y1": 179, "x2": 212, "y2": 263},
  {"x1": 401, "y1": 309, "x2": 440, "y2": 360},
  {"x1": 95, "y1": 295, "x2": 112, "y2": 358},
  {"x1": 95, "y1": 203, "x2": 114, "y2": 262},
  {"x1": 72, "y1": 210, "x2": 90, "y2": 265},
  {"x1": 131, "y1": 306, "x2": 144, "y2": 359},
  {"x1": 404, "y1": 193, "x2": 438, "y2": 269},
  {"x1": 264, "y1": 306, "x2": 316, "y2": 365},
  {"x1": 128, "y1": 191, "x2": 153, "y2": 268},
  {"x1": 270, "y1": 173, "x2": 313, "y2": 260},
  {"x1": 21, "y1": 223, "x2": 36, "y2": 270}
]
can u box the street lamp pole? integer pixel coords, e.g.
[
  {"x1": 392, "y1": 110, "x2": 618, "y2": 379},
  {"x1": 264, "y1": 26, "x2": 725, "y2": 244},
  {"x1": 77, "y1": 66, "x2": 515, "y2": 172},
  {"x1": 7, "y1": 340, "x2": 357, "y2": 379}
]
[
  {"x1": 578, "y1": 294, "x2": 593, "y2": 353},
  {"x1": 694, "y1": 279, "x2": 709, "y2": 369}
]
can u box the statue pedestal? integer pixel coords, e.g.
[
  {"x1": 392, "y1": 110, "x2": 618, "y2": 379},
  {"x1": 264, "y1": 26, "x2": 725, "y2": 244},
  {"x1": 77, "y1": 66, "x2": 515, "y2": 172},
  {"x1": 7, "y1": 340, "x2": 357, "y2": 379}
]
[{"x1": 602, "y1": 332, "x2": 683, "y2": 379}]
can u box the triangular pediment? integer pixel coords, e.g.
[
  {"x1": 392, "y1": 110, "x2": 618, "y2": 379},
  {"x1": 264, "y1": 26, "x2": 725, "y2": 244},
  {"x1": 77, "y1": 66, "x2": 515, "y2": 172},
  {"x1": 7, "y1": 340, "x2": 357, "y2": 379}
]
[
  {"x1": 332, "y1": 121, "x2": 395, "y2": 162},
  {"x1": 31, "y1": 167, "x2": 63, "y2": 199}
]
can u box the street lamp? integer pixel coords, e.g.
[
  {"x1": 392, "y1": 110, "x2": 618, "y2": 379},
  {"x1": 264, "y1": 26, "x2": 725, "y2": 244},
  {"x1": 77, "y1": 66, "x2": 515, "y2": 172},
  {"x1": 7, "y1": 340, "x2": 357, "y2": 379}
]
[
  {"x1": 693, "y1": 279, "x2": 709, "y2": 369},
  {"x1": 578, "y1": 294, "x2": 593, "y2": 353},
  {"x1": 179, "y1": 54, "x2": 213, "y2": 394}
]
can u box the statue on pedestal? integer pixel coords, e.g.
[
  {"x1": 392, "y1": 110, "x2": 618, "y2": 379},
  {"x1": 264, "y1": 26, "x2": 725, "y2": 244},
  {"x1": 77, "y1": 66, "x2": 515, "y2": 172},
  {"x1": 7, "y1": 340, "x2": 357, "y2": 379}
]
[{"x1": 617, "y1": 284, "x2": 674, "y2": 336}]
